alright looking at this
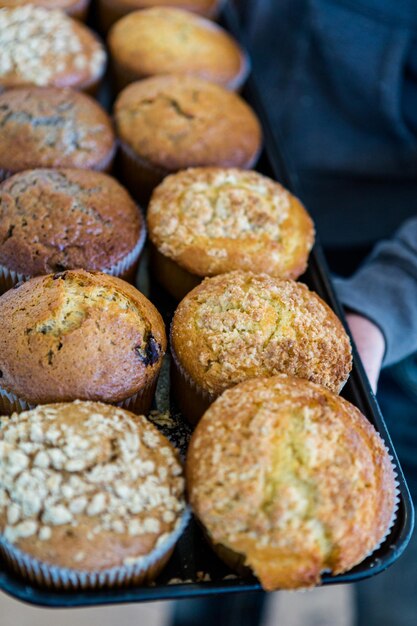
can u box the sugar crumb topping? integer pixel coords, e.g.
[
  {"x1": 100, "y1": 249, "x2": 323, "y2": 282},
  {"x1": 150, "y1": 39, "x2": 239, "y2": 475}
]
[
  {"x1": 0, "y1": 7, "x2": 105, "y2": 86},
  {"x1": 149, "y1": 169, "x2": 290, "y2": 257},
  {"x1": 0, "y1": 402, "x2": 185, "y2": 551},
  {"x1": 173, "y1": 271, "x2": 352, "y2": 395}
]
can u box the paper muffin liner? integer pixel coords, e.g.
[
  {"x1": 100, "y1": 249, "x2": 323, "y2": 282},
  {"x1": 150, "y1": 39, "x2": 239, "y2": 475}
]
[
  {"x1": 117, "y1": 376, "x2": 159, "y2": 415},
  {"x1": 170, "y1": 342, "x2": 216, "y2": 425},
  {"x1": 0, "y1": 506, "x2": 191, "y2": 590},
  {"x1": 0, "y1": 227, "x2": 146, "y2": 295},
  {"x1": 117, "y1": 140, "x2": 170, "y2": 207},
  {"x1": 361, "y1": 446, "x2": 400, "y2": 560},
  {"x1": 150, "y1": 244, "x2": 201, "y2": 301},
  {"x1": 0, "y1": 373, "x2": 159, "y2": 417}
]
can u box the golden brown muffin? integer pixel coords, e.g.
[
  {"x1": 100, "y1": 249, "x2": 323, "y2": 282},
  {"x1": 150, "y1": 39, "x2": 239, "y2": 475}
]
[
  {"x1": 108, "y1": 8, "x2": 248, "y2": 91},
  {"x1": 0, "y1": 88, "x2": 116, "y2": 180},
  {"x1": 171, "y1": 271, "x2": 352, "y2": 423},
  {"x1": 0, "y1": 7, "x2": 106, "y2": 93},
  {"x1": 114, "y1": 75, "x2": 262, "y2": 202},
  {"x1": 187, "y1": 374, "x2": 397, "y2": 590},
  {"x1": 98, "y1": 0, "x2": 223, "y2": 32},
  {"x1": 148, "y1": 167, "x2": 315, "y2": 299},
  {"x1": 0, "y1": 169, "x2": 145, "y2": 292},
  {"x1": 0, "y1": 0, "x2": 90, "y2": 21},
  {"x1": 0, "y1": 401, "x2": 188, "y2": 589},
  {"x1": 0, "y1": 270, "x2": 167, "y2": 414}
]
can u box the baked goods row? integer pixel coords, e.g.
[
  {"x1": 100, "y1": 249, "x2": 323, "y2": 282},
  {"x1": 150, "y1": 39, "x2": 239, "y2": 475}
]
[
  {"x1": 0, "y1": 267, "x2": 398, "y2": 590},
  {"x1": 0, "y1": 380, "x2": 397, "y2": 592},
  {"x1": 0, "y1": 5, "x2": 247, "y2": 92},
  {"x1": 0, "y1": 0, "x2": 397, "y2": 595}
]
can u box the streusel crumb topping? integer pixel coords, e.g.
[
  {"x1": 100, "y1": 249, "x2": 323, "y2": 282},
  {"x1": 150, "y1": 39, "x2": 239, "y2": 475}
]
[
  {"x1": 171, "y1": 271, "x2": 352, "y2": 395},
  {"x1": 0, "y1": 402, "x2": 185, "y2": 568},
  {"x1": 0, "y1": 7, "x2": 105, "y2": 87}
]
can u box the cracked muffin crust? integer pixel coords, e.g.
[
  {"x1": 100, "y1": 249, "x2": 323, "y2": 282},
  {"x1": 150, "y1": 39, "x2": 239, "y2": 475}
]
[
  {"x1": 0, "y1": 88, "x2": 116, "y2": 179},
  {"x1": 0, "y1": 7, "x2": 106, "y2": 92},
  {"x1": 0, "y1": 169, "x2": 145, "y2": 292},
  {"x1": 171, "y1": 271, "x2": 352, "y2": 423},
  {"x1": 187, "y1": 374, "x2": 397, "y2": 590},
  {"x1": 0, "y1": 270, "x2": 167, "y2": 413},
  {"x1": 108, "y1": 7, "x2": 248, "y2": 91},
  {"x1": 148, "y1": 167, "x2": 315, "y2": 299},
  {"x1": 114, "y1": 75, "x2": 262, "y2": 202},
  {"x1": 98, "y1": 0, "x2": 223, "y2": 32},
  {"x1": 0, "y1": 0, "x2": 90, "y2": 21},
  {"x1": 0, "y1": 401, "x2": 187, "y2": 588}
]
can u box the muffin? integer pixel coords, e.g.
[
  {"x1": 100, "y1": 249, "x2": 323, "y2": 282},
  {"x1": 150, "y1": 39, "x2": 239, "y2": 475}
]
[
  {"x1": 0, "y1": 401, "x2": 188, "y2": 589},
  {"x1": 0, "y1": 7, "x2": 106, "y2": 93},
  {"x1": 0, "y1": 169, "x2": 146, "y2": 293},
  {"x1": 0, "y1": 88, "x2": 116, "y2": 180},
  {"x1": 98, "y1": 0, "x2": 223, "y2": 32},
  {"x1": 114, "y1": 75, "x2": 262, "y2": 202},
  {"x1": 0, "y1": 270, "x2": 167, "y2": 415},
  {"x1": 187, "y1": 375, "x2": 397, "y2": 590},
  {"x1": 171, "y1": 271, "x2": 352, "y2": 423},
  {"x1": 148, "y1": 168, "x2": 315, "y2": 299},
  {"x1": 108, "y1": 8, "x2": 248, "y2": 91},
  {"x1": 0, "y1": 0, "x2": 90, "y2": 21}
]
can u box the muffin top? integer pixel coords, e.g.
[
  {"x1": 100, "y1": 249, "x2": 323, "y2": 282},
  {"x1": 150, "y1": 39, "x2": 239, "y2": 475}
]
[
  {"x1": 148, "y1": 168, "x2": 315, "y2": 279},
  {"x1": 0, "y1": 6, "x2": 106, "y2": 91},
  {"x1": 108, "y1": 8, "x2": 248, "y2": 90},
  {"x1": 114, "y1": 75, "x2": 262, "y2": 171},
  {"x1": 171, "y1": 271, "x2": 352, "y2": 395},
  {"x1": 0, "y1": 88, "x2": 115, "y2": 174},
  {"x1": 0, "y1": 0, "x2": 88, "y2": 17},
  {"x1": 0, "y1": 401, "x2": 186, "y2": 571},
  {"x1": 103, "y1": 0, "x2": 222, "y2": 18},
  {"x1": 0, "y1": 169, "x2": 144, "y2": 277},
  {"x1": 187, "y1": 374, "x2": 397, "y2": 590},
  {"x1": 0, "y1": 270, "x2": 166, "y2": 404}
]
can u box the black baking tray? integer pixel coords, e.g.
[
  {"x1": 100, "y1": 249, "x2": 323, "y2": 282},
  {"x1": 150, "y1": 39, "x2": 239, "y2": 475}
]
[{"x1": 0, "y1": 1, "x2": 414, "y2": 608}]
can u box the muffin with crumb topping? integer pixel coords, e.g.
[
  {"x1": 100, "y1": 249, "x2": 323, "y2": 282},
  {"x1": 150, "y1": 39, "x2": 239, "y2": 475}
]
[
  {"x1": 0, "y1": 270, "x2": 166, "y2": 414},
  {"x1": 0, "y1": 6, "x2": 106, "y2": 93},
  {"x1": 171, "y1": 271, "x2": 352, "y2": 423},
  {"x1": 187, "y1": 374, "x2": 397, "y2": 590},
  {"x1": 0, "y1": 169, "x2": 145, "y2": 293},
  {"x1": 148, "y1": 167, "x2": 314, "y2": 299},
  {"x1": 98, "y1": 0, "x2": 223, "y2": 32},
  {"x1": 0, "y1": 0, "x2": 90, "y2": 21},
  {"x1": 108, "y1": 7, "x2": 248, "y2": 91},
  {"x1": 0, "y1": 88, "x2": 116, "y2": 181},
  {"x1": 0, "y1": 401, "x2": 188, "y2": 589},
  {"x1": 114, "y1": 75, "x2": 262, "y2": 202}
]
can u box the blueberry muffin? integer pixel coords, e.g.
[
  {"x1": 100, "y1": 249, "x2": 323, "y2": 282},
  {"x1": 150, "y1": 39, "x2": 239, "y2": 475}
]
[
  {"x1": 0, "y1": 270, "x2": 166, "y2": 414},
  {"x1": 0, "y1": 88, "x2": 116, "y2": 180},
  {"x1": 0, "y1": 169, "x2": 145, "y2": 292}
]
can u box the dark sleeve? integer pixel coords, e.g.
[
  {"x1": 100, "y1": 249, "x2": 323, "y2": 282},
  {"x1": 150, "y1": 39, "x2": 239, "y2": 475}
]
[{"x1": 333, "y1": 217, "x2": 417, "y2": 366}]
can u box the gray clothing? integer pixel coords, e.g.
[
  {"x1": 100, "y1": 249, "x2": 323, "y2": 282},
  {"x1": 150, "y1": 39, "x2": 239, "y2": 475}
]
[{"x1": 334, "y1": 217, "x2": 417, "y2": 366}]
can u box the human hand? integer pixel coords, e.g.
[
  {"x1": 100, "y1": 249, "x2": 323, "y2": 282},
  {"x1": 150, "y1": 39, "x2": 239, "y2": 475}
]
[{"x1": 345, "y1": 313, "x2": 386, "y2": 393}]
